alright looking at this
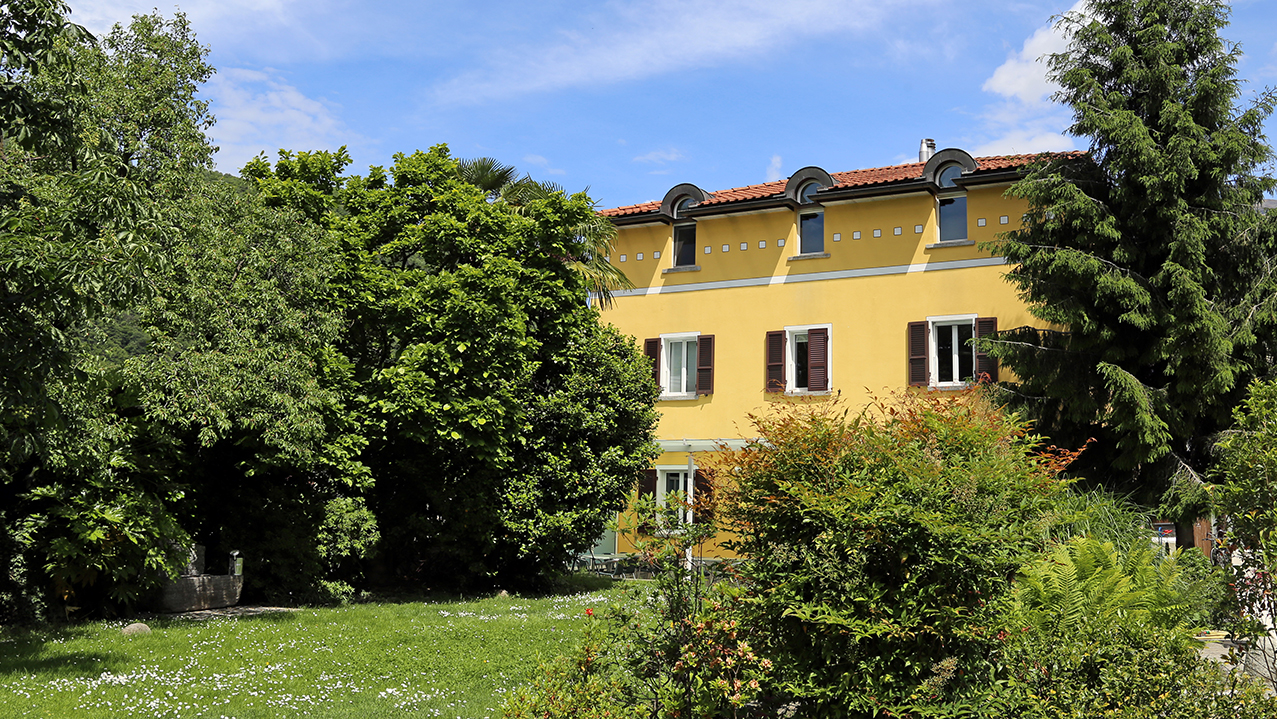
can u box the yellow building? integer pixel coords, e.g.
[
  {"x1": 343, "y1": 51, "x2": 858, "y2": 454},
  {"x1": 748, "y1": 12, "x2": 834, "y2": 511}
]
[{"x1": 597, "y1": 145, "x2": 1056, "y2": 556}]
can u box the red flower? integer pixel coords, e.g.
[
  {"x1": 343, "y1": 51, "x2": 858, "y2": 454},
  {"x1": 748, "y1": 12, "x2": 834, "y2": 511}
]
[{"x1": 586, "y1": 608, "x2": 594, "y2": 617}]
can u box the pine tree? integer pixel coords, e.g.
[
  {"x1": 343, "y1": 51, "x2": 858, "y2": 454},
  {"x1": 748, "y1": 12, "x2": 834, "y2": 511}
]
[{"x1": 984, "y1": 0, "x2": 1277, "y2": 497}]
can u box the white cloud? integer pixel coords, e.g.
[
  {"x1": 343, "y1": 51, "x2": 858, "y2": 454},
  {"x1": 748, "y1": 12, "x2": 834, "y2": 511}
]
[
  {"x1": 522, "y1": 154, "x2": 566, "y2": 176},
  {"x1": 765, "y1": 155, "x2": 783, "y2": 182},
  {"x1": 970, "y1": 2, "x2": 1086, "y2": 156},
  {"x1": 205, "y1": 68, "x2": 358, "y2": 173},
  {"x1": 981, "y1": 22, "x2": 1069, "y2": 105},
  {"x1": 70, "y1": 0, "x2": 349, "y2": 62},
  {"x1": 633, "y1": 148, "x2": 685, "y2": 164},
  {"x1": 71, "y1": 0, "x2": 302, "y2": 36},
  {"x1": 430, "y1": 0, "x2": 933, "y2": 105}
]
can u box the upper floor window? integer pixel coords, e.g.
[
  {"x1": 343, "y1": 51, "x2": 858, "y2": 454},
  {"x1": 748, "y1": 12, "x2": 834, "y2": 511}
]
[
  {"x1": 765, "y1": 325, "x2": 830, "y2": 394},
  {"x1": 937, "y1": 164, "x2": 967, "y2": 242},
  {"x1": 673, "y1": 197, "x2": 697, "y2": 266},
  {"x1": 933, "y1": 319, "x2": 974, "y2": 387},
  {"x1": 643, "y1": 333, "x2": 715, "y2": 398},
  {"x1": 798, "y1": 182, "x2": 824, "y2": 254},
  {"x1": 906, "y1": 315, "x2": 998, "y2": 388}
]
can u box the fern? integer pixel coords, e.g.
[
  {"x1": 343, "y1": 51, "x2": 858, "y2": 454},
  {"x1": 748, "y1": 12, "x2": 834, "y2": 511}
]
[{"x1": 1012, "y1": 537, "x2": 1201, "y2": 635}]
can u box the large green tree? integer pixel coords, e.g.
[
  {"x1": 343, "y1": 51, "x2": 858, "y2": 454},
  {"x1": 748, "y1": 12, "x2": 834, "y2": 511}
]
[
  {"x1": 244, "y1": 146, "x2": 659, "y2": 588},
  {"x1": 984, "y1": 0, "x2": 1277, "y2": 501},
  {"x1": 0, "y1": 6, "x2": 362, "y2": 617}
]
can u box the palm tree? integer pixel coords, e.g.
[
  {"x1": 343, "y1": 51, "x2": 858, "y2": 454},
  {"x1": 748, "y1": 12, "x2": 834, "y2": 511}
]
[{"x1": 456, "y1": 156, "x2": 633, "y2": 308}]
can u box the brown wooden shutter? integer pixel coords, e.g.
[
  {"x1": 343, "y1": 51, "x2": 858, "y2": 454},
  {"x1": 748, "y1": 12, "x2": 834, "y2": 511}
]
[
  {"x1": 907, "y1": 321, "x2": 929, "y2": 386},
  {"x1": 637, "y1": 469, "x2": 657, "y2": 535},
  {"x1": 765, "y1": 330, "x2": 786, "y2": 392},
  {"x1": 696, "y1": 335, "x2": 714, "y2": 395},
  {"x1": 643, "y1": 338, "x2": 661, "y2": 389},
  {"x1": 808, "y1": 327, "x2": 828, "y2": 392},
  {"x1": 693, "y1": 469, "x2": 714, "y2": 527},
  {"x1": 974, "y1": 317, "x2": 998, "y2": 383}
]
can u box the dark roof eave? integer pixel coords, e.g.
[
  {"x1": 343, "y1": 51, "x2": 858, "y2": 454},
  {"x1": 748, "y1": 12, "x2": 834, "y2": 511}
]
[
  {"x1": 953, "y1": 169, "x2": 1024, "y2": 188},
  {"x1": 609, "y1": 211, "x2": 668, "y2": 226},
  {"x1": 816, "y1": 179, "x2": 931, "y2": 202},
  {"x1": 685, "y1": 195, "x2": 795, "y2": 218}
]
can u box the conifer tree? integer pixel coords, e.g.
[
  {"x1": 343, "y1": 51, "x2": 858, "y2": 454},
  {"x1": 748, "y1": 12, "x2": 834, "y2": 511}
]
[{"x1": 984, "y1": 0, "x2": 1277, "y2": 497}]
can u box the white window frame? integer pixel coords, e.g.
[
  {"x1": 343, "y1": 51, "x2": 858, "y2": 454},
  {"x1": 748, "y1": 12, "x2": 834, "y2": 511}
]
[
  {"x1": 783, "y1": 323, "x2": 833, "y2": 395},
  {"x1": 654, "y1": 463, "x2": 695, "y2": 526},
  {"x1": 927, "y1": 314, "x2": 977, "y2": 390},
  {"x1": 659, "y1": 331, "x2": 701, "y2": 400}
]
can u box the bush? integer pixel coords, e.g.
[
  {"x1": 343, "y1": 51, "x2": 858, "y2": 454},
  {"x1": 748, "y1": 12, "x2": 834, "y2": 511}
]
[
  {"x1": 1211, "y1": 378, "x2": 1277, "y2": 686},
  {"x1": 502, "y1": 621, "x2": 642, "y2": 719},
  {"x1": 719, "y1": 390, "x2": 1074, "y2": 717},
  {"x1": 995, "y1": 621, "x2": 1277, "y2": 718},
  {"x1": 506, "y1": 490, "x2": 772, "y2": 719}
]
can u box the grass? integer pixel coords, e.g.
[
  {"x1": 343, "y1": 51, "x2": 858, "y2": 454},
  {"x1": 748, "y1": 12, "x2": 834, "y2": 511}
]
[{"x1": 0, "y1": 578, "x2": 619, "y2": 718}]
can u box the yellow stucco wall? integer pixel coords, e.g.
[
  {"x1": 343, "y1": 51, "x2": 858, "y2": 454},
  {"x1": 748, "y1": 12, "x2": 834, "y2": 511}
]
[{"x1": 602, "y1": 183, "x2": 1036, "y2": 557}]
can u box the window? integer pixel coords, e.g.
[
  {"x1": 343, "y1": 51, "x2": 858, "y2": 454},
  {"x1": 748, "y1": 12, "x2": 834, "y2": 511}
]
[
  {"x1": 643, "y1": 333, "x2": 715, "y2": 398},
  {"x1": 798, "y1": 181, "x2": 824, "y2": 254},
  {"x1": 933, "y1": 319, "x2": 974, "y2": 387},
  {"x1": 799, "y1": 212, "x2": 824, "y2": 253},
  {"x1": 673, "y1": 198, "x2": 697, "y2": 266},
  {"x1": 906, "y1": 316, "x2": 998, "y2": 388},
  {"x1": 637, "y1": 466, "x2": 712, "y2": 528},
  {"x1": 937, "y1": 164, "x2": 967, "y2": 242},
  {"x1": 764, "y1": 325, "x2": 830, "y2": 393},
  {"x1": 660, "y1": 469, "x2": 693, "y2": 525}
]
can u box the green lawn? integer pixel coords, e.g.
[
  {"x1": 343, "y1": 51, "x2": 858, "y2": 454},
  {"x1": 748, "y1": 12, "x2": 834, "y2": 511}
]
[{"x1": 0, "y1": 582, "x2": 617, "y2": 718}]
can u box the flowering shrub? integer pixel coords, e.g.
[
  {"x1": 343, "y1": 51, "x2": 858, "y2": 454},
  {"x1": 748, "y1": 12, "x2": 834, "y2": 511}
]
[{"x1": 718, "y1": 390, "x2": 1075, "y2": 717}]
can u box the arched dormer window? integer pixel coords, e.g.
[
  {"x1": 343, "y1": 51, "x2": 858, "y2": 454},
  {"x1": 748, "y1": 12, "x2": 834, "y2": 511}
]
[
  {"x1": 799, "y1": 181, "x2": 822, "y2": 204},
  {"x1": 674, "y1": 196, "x2": 694, "y2": 218},
  {"x1": 784, "y1": 168, "x2": 833, "y2": 257},
  {"x1": 938, "y1": 164, "x2": 963, "y2": 188}
]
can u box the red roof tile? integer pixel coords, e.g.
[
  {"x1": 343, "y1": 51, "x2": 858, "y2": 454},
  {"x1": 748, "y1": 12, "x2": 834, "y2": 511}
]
[
  {"x1": 600, "y1": 152, "x2": 1082, "y2": 217},
  {"x1": 601, "y1": 200, "x2": 662, "y2": 217}
]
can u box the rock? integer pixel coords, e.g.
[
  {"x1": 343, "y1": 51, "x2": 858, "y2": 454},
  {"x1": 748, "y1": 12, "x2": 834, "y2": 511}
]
[
  {"x1": 497, "y1": 589, "x2": 509, "y2": 598},
  {"x1": 122, "y1": 622, "x2": 151, "y2": 636}
]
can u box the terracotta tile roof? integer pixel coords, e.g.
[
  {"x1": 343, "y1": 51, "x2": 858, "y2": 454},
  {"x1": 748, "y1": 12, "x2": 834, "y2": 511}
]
[
  {"x1": 602, "y1": 199, "x2": 662, "y2": 217},
  {"x1": 600, "y1": 152, "x2": 1081, "y2": 218}
]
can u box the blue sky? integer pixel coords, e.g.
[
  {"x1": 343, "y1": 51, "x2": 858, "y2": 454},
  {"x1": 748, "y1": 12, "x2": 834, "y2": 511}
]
[{"x1": 71, "y1": 0, "x2": 1277, "y2": 209}]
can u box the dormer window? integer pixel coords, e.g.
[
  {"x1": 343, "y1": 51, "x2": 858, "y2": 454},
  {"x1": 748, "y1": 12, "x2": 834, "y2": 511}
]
[
  {"x1": 673, "y1": 197, "x2": 697, "y2": 266},
  {"x1": 798, "y1": 182, "x2": 824, "y2": 254},
  {"x1": 938, "y1": 165, "x2": 963, "y2": 188},
  {"x1": 936, "y1": 164, "x2": 967, "y2": 243},
  {"x1": 799, "y1": 181, "x2": 821, "y2": 204},
  {"x1": 674, "y1": 196, "x2": 694, "y2": 218}
]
